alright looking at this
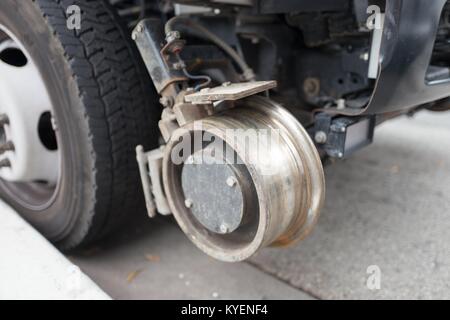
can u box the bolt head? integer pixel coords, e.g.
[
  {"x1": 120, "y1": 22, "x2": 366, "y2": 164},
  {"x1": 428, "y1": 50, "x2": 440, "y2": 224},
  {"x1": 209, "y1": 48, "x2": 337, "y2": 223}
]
[
  {"x1": 219, "y1": 224, "x2": 229, "y2": 234},
  {"x1": 303, "y1": 78, "x2": 320, "y2": 97},
  {"x1": 166, "y1": 31, "x2": 180, "y2": 44},
  {"x1": 184, "y1": 199, "x2": 193, "y2": 208},
  {"x1": 159, "y1": 96, "x2": 173, "y2": 108},
  {"x1": 336, "y1": 99, "x2": 346, "y2": 110},
  {"x1": 314, "y1": 131, "x2": 327, "y2": 144},
  {"x1": 226, "y1": 176, "x2": 237, "y2": 187},
  {"x1": 172, "y1": 61, "x2": 185, "y2": 70}
]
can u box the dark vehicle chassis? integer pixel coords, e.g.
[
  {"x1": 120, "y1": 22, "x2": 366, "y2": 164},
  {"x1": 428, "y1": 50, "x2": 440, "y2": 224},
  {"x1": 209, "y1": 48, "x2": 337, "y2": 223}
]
[
  {"x1": 115, "y1": 0, "x2": 450, "y2": 261},
  {"x1": 1, "y1": 0, "x2": 448, "y2": 262}
]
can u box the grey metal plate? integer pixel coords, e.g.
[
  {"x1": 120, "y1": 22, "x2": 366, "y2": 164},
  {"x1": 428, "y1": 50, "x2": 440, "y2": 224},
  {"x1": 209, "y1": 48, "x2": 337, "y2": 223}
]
[
  {"x1": 184, "y1": 81, "x2": 277, "y2": 104},
  {"x1": 181, "y1": 157, "x2": 245, "y2": 234}
]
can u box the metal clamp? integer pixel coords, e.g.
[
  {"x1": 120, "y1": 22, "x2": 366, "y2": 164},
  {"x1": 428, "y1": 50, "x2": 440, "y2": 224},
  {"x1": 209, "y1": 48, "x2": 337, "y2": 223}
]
[{"x1": 136, "y1": 145, "x2": 171, "y2": 217}]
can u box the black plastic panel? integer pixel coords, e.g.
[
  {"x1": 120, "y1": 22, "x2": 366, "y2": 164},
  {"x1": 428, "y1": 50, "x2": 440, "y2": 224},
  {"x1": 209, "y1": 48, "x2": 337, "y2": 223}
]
[
  {"x1": 353, "y1": 0, "x2": 450, "y2": 115},
  {"x1": 257, "y1": 0, "x2": 349, "y2": 14}
]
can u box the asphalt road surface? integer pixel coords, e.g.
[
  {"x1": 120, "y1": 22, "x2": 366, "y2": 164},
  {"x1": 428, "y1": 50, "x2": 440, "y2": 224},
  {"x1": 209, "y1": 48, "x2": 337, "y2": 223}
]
[{"x1": 71, "y1": 110, "x2": 450, "y2": 300}]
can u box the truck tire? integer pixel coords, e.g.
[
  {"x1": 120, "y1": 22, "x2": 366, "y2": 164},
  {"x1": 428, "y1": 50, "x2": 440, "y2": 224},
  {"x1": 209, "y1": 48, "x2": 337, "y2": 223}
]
[{"x1": 0, "y1": 0, "x2": 159, "y2": 249}]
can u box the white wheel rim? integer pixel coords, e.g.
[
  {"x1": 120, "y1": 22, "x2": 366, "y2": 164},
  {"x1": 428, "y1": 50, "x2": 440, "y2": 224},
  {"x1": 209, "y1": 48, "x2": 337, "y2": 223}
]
[{"x1": 0, "y1": 25, "x2": 59, "y2": 185}]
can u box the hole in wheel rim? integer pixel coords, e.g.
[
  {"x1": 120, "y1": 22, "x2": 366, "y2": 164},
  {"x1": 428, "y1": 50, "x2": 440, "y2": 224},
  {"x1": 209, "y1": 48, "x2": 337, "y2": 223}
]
[
  {"x1": 0, "y1": 47, "x2": 27, "y2": 67},
  {"x1": 38, "y1": 112, "x2": 58, "y2": 151}
]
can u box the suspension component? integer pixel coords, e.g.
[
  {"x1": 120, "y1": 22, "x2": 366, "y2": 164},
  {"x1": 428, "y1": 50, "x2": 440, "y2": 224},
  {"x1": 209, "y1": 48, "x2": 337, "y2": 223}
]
[
  {"x1": 133, "y1": 17, "x2": 325, "y2": 262},
  {"x1": 161, "y1": 96, "x2": 325, "y2": 262}
]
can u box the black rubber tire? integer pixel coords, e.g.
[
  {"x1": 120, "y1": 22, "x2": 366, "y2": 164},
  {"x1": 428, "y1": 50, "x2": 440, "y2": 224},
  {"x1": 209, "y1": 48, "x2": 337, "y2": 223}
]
[{"x1": 0, "y1": 0, "x2": 160, "y2": 249}]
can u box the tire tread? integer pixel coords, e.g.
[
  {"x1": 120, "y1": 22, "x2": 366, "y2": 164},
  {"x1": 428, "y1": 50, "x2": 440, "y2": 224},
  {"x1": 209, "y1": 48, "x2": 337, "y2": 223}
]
[{"x1": 32, "y1": 0, "x2": 159, "y2": 248}]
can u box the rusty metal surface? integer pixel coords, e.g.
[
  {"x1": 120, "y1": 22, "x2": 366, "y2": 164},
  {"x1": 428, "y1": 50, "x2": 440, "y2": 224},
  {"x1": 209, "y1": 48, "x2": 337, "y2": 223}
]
[
  {"x1": 133, "y1": 19, "x2": 187, "y2": 94},
  {"x1": 184, "y1": 81, "x2": 277, "y2": 104},
  {"x1": 162, "y1": 96, "x2": 325, "y2": 262}
]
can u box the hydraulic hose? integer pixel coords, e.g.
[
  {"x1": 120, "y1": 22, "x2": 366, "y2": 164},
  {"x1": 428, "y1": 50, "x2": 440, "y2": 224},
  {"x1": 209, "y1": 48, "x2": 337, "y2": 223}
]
[{"x1": 165, "y1": 16, "x2": 255, "y2": 81}]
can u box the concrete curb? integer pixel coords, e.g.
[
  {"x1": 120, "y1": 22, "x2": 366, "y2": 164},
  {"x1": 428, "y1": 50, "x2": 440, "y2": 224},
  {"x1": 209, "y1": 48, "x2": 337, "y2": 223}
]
[{"x1": 0, "y1": 201, "x2": 111, "y2": 300}]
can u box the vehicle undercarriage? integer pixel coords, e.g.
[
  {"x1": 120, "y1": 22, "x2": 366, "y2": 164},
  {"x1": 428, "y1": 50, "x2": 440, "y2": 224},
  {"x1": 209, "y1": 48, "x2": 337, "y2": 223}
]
[{"x1": 0, "y1": 0, "x2": 448, "y2": 262}]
